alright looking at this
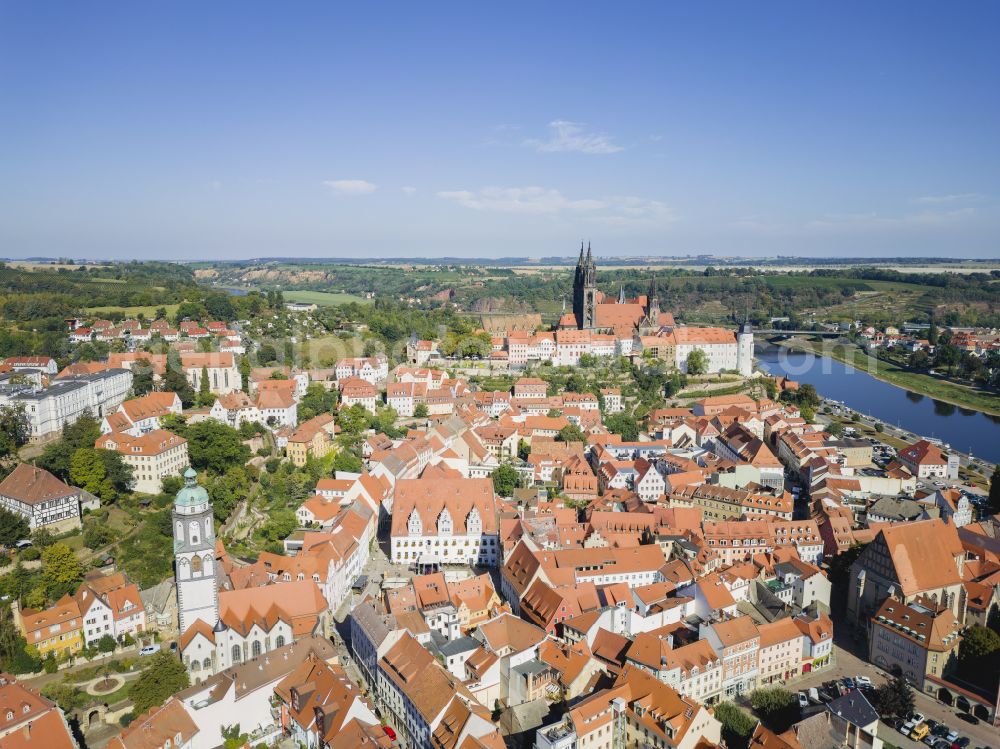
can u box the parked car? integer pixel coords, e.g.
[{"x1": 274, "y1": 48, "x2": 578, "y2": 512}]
[
  {"x1": 946, "y1": 731, "x2": 960, "y2": 744},
  {"x1": 911, "y1": 713, "x2": 926, "y2": 725},
  {"x1": 911, "y1": 724, "x2": 930, "y2": 742},
  {"x1": 841, "y1": 677, "x2": 856, "y2": 690},
  {"x1": 383, "y1": 727, "x2": 397, "y2": 741},
  {"x1": 798, "y1": 692, "x2": 809, "y2": 709},
  {"x1": 901, "y1": 720, "x2": 917, "y2": 736},
  {"x1": 139, "y1": 645, "x2": 159, "y2": 656},
  {"x1": 934, "y1": 724, "x2": 951, "y2": 738},
  {"x1": 956, "y1": 739, "x2": 970, "y2": 748},
  {"x1": 855, "y1": 675, "x2": 873, "y2": 687}
]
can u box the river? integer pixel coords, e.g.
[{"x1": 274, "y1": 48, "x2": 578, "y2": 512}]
[{"x1": 756, "y1": 348, "x2": 1000, "y2": 464}]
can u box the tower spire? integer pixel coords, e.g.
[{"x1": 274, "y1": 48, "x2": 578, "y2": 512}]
[
  {"x1": 585, "y1": 241, "x2": 592, "y2": 263},
  {"x1": 578, "y1": 240, "x2": 585, "y2": 263},
  {"x1": 618, "y1": 283, "x2": 625, "y2": 304}
]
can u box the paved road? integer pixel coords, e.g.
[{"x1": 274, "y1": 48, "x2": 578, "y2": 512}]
[{"x1": 788, "y1": 644, "x2": 996, "y2": 749}]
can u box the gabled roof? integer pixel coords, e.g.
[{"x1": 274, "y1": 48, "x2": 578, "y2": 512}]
[{"x1": 0, "y1": 464, "x2": 76, "y2": 505}]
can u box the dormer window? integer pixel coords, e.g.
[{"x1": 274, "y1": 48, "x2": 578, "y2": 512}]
[
  {"x1": 407, "y1": 509, "x2": 422, "y2": 536},
  {"x1": 467, "y1": 507, "x2": 482, "y2": 535},
  {"x1": 438, "y1": 508, "x2": 453, "y2": 536}
]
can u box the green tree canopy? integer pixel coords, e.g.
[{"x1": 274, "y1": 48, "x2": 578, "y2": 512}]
[
  {"x1": 873, "y1": 675, "x2": 914, "y2": 721},
  {"x1": 491, "y1": 464, "x2": 520, "y2": 498},
  {"x1": 557, "y1": 424, "x2": 586, "y2": 444},
  {"x1": 0, "y1": 507, "x2": 30, "y2": 548},
  {"x1": 40, "y1": 543, "x2": 82, "y2": 601},
  {"x1": 605, "y1": 413, "x2": 639, "y2": 442},
  {"x1": 686, "y1": 348, "x2": 708, "y2": 376},
  {"x1": 129, "y1": 651, "x2": 190, "y2": 715},
  {"x1": 180, "y1": 421, "x2": 251, "y2": 474}
]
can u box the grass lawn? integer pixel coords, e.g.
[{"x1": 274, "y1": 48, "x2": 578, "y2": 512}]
[
  {"x1": 284, "y1": 290, "x2": 371, "y2": 306},
  {"x1": 296, "y1": 334, "x2": 362, "y2": 367},
  {"x1": 84, "y1": 303, "x2": 180, "y2": 318},
  {"x1": 780, "y1": 338, "x2": 1000, "y2": 416}
]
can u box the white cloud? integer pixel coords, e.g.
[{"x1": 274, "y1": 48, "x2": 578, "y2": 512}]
[
  {"x1": 323, "y1": 179, "x2": 377, "y2": 195},
  {"x1": 436, "y1": 186, "x2": 673, "y2": 227},
  {"x1": 525, "y1": 120, "x2": 624, "y2": 154},
  {"x1": 912, "y1": 193, "x2": 985, "y2": 204},
  {"x1": 401, "y1": 186, "x2": 417, "y2": 195}
]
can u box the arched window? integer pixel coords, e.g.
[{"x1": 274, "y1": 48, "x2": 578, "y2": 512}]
[
  {"x1": 189, "y1": 520, "x2": 200, "y2": 545},
  {"x1": 276, "y1": 635, "x2": 286, "y2": 648},
  {"x1": 251, "y1": 640, "x2": 262, "y2": 658},
  {"x1": 191, "y1": 661, "x2": 201, "y2": 672},
  {"x1": 204, "y1": 518, "x2": 212, "y2": 538},
  {"x1": 231, "y1": 644, "x2": 242, "y2": 664},
  {"x1": 202, "y1": 658, "x2": 212, "y2": 669},
  {"x1": 175, "y1": 521, "x2": 183, "y2": 539},
  {"x1": 191, "y1": 555, "x2": 203, "y2": 574}
]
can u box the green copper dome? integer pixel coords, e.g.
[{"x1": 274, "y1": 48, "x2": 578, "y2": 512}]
[{"x1": 175, "y1": 467, "x2": 209, "y2": 507}]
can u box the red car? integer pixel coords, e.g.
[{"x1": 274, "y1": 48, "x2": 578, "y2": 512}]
[{"x1": 383, "y1": 726, "x2": 397, "y2": 741}]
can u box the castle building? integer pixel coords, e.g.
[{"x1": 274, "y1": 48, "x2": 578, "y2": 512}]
[
  {"x1": 559, "y1": 243, "x2": 754, "y2": 376},
  {"x1": 562, "y1": 242, "x2": 673, "y2": 337}
]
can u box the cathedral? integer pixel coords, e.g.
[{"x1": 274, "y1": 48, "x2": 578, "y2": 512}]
[{"x1": 560, "y1": 242, "x2": 674, "y2": 337}]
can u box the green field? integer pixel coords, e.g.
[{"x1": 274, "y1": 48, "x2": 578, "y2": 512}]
[
  {"x1": 284, "y1": 290, "x2": 371, "y2": 306},
  {"x1": 779, "y1": 337, "x2": 1000, "y2": 417}
]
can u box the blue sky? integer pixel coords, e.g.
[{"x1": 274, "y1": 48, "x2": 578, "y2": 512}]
[{"x1": 1, "y1": 2, "x2": 999, "y2": 260}]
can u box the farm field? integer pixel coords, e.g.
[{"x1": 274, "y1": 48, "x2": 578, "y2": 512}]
[{"x1": 283, "y1": 289, "x2": 371, "y2": 306}]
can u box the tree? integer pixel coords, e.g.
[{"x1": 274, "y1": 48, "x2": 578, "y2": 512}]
[
  {"x1": 40, "y1": 543, "x2": 82, "y2": 601},
  {"x1": 197, "y1": 366, "x2": 212, "y2": 406},
  {"x1": 331, "y1": 449, "x2": 363, "y2": 474},
  {"x1": 83, "y1": 522, "x2": 115, "y2": 550},
  {"x1": 97, "y1": 633, "x2": 117, "y2": 653},
  {"x1": 686, "y1": 348, "x2": 708, "y2": 376},
  {"x1": 0, "y1": 507, "x2": 30, "y2": 548},
  {"x1": 129, "y1": 651, "x2": 190, "y2": 715},
  {"x1": 557, "y1": 424, "x2": 586, "y2": 444},
  {"x1": 990, "y1": 465, "x2": 1000, "y2": 516},
  {"x1": 958, "y1": 624, "x2": 1000, "y2": 665},
  {"x1": 799, "y1": 404, "x2": 815, "y2": 423},
  {"x1": 826, "y1": 421, "x2": 844, "y2": 438},
  {"x1": 69, "y1": 448, "x2": 132, "y2": 502},
  {"x1": 221, "y1": 725, "x2": 249, "y2": 749},
  {"x1": 605, "y1": 413, "x2": 639, "y2": 442},
  {"x1": 298, "y1": 383, "x2": 338, "y2": 422},
  {"x1": 873, "y1": 675, "x2": 914, "y2": 721},
  {"x1": 565, "y1": 374, "x2": 587, "y2": 393},
  {"x1": 927, "y1": 318, "x2": 939, "y2": 346},
  {"x1": 714, "y1": 701, "x2": 755, "y2": 749},
  {"x1": 414, "y1": 403, "x2": 429, "y2": 418},
  {"x1": 131, "y1": 364, "x2": 155, "y2": 397},
  {"x1": 0, "y1": 404, "x2": 30, "y2": 459},
  {"x1": 491, "y1": 464, "x2": 520, "y2": 498},
  {"x1": 337, "y1": 404, "x2": 370, "y2": 435},
  {"x1": 750, "y1": 687, "x2": 799, "y2": 732},
  {"x1": 182, "y1": 421, "x2": 251, "y2": 474}
]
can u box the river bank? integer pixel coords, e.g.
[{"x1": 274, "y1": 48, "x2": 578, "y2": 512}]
[{"x1": 772, "y1": 337, "x2": 1000, "y2": 418}]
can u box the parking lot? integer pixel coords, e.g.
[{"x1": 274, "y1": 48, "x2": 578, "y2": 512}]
[{"x1": 788, "y1": 644, "x2": 996, "y2": 749}]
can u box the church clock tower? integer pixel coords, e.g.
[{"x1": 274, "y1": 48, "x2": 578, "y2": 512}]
[{"x1": 173, "y1": 468, "x2": 219, "y2": 634}]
